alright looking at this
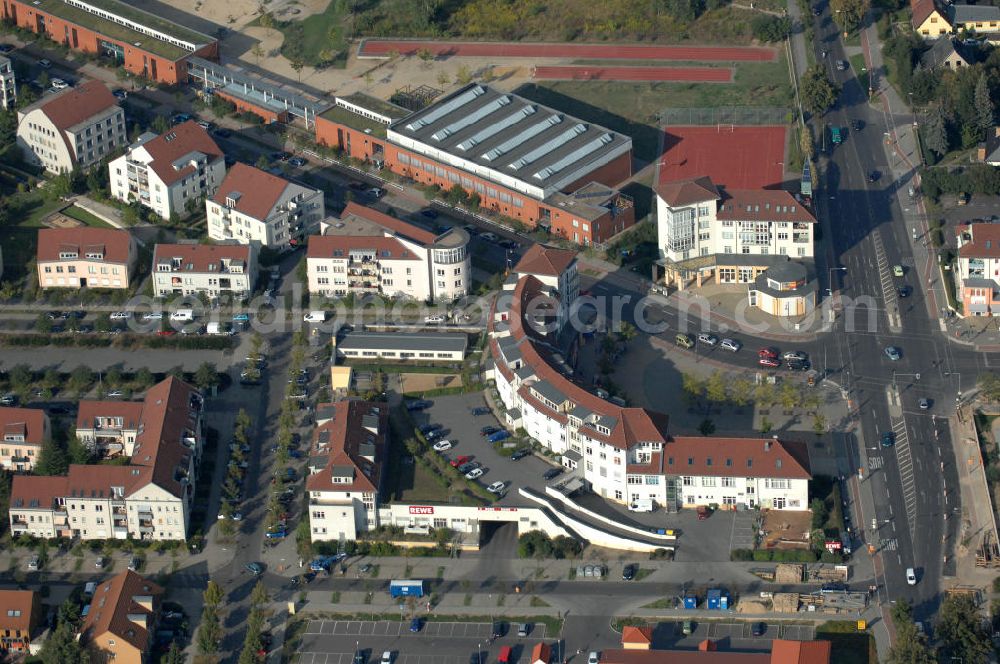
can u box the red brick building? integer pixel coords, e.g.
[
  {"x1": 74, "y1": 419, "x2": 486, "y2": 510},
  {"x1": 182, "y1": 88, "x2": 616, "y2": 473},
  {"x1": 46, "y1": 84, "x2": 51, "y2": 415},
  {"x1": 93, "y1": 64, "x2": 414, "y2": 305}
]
[
  {"x1": 315, "y1": 85, "x2": 635, "y2": 245},
  {"x1": 1, "y1": 0, "x2": 217, "y2": 85}
]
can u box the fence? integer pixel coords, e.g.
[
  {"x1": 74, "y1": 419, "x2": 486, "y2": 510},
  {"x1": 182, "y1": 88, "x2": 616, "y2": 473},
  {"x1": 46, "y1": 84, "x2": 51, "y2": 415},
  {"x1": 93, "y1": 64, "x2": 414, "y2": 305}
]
[{"x1": 659, "y1": 106, "x2": 793, "y2": 126}]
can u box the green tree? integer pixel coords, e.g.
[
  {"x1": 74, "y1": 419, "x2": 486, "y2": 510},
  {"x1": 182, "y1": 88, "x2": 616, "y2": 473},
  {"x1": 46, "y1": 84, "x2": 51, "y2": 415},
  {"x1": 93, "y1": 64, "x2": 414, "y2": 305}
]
[
  {"x1": 681, "y1": 373, "x2": 705, "y2": 405},
  {"x1": 290, "y1": 57, "x2": 305, "y2": 82},
  {"x1": 830, "y1": 0, "x2": 868, "y2": 32},
  {"x1": 974, "y1": 73, "x2": 994, "y2": 136},
  {"x1": 9, "y1": 364, "x2": 32, "y2": 389},
  {"x1": 194, "y1": 362, "x2": 219, "y2": 392},
  {"x1": 751, "y1": 15, "x2": 791, "y2": 42},
  {"x1": 68, "y1": 366, "x2": 94, "y2": 394},
  {"x1": 204, "y1": 580, "x2": 225, "y2": 608},
  {"x1": 152, "y1": 114, "x2": 169, "y2": 134},
  {"x1": 256, "y1": 154, "x2": 270, "y2": 169},
  {"x1": 698, "y1": 418, "x2": 716, "y2": 436},
  {"x1": 133, "y1": 367, "x2": 154, "y2": 390},
  {"x1": 455, "y1": 64, "x2": 473, "y2": 85},
  {"x1": 809, "y1": 497, "x2": 828, "y2": 529},
  {"x1": 105, "y1": 367, "x2": 123, "y2": 387},
  {"x1": 164, "y1": 641, "x2": 185, "y2": 664},
  {"x1": 40, "y1": 621, "x2": 90, "y2": 663},
  {"x1": 251, "y1": 43, "x2": 265, "y2": 66},
  {"x1": 729, "y1": 377, "x2": 753, "y2": 406},
  {"x1": 923, "y1": 103, "x2": 949, "y2": 157},
  {"x1": 258, "y1": 11, "x2": 275, "y2": 36},
  {"x1": 705, "y1": 371, "x2": 728, "y2": 403},
  {"x1": 35, "y1": 440, "x2": 69, "y2": 476},
  {"x1": 35, "y1": 313, "x2": 53, "y2": 334},
  {"x1": 250, "y1": 579, "x2": 270, "y2": 606},
  {"x1": 196, "y1": 605, "x2": 221, "y2": 654},
  {"x1": 979, "y1": 372, "x2": 1000, "y2": 401},
  {"x1": 800, "y1": 66, "x2": 839, "y2": 116},
  {"x1": 937, "y1": 594, "x2": 991, "y2": 664},
  {"x1": 68, "y1": 436, "x2": 91, "y2": 465}
]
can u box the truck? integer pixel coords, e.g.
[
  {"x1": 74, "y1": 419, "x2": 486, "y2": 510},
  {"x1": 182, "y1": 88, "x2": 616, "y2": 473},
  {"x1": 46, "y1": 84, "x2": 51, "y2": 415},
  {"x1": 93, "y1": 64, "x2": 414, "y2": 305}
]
[
  {"x1": 830, "y1": 126, "x2": 842, "y2": 145},
  {"x1": 389, "y1": 579, "x2": 425, "y2": 598},
  {"x1": 206, "y1": 322, "x2": 233, "y2": 336},
  {"x1": 628, "y1": 499, "x2": 654, "y2": 513}
]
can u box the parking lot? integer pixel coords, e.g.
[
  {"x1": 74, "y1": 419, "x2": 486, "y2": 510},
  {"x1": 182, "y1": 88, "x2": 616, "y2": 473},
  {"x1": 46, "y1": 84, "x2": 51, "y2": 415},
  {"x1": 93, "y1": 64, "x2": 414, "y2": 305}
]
[
  {"x1": 301, "y1": 620, "x2": 549, "y2": 664},
  {"x1": 672, "y1": 621, "x2": 815, "y2": 649},
  {"x1": 410, "y1": 393, "x2": 560, "y2": 504}
]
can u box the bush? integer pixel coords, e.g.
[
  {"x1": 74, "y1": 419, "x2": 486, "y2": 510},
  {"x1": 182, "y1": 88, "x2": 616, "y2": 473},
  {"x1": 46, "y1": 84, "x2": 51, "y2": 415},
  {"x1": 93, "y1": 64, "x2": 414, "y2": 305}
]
[
  {"x1": 751, "y1": 15, "x2": 791, "y2": 42},
  {"x1": 730, "y1": 548, "x2": 754, "y2": 561}
]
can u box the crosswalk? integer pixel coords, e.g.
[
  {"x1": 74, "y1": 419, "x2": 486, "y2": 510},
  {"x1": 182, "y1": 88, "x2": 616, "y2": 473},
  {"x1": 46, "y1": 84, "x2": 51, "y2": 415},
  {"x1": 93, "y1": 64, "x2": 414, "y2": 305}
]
[
  {"x1": 890, "y1": 417, "x2": 917, "y2": 539},
  {"x1": 871, "y1": 230, "x2": 901, "y2": 329}
]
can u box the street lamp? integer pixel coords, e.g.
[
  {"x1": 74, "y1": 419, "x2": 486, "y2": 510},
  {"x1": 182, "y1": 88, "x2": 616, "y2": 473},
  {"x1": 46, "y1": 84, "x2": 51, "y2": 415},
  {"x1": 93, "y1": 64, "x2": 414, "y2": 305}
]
[{"x1": 827, "y1": 266, "x2": 847, "y2": 295}]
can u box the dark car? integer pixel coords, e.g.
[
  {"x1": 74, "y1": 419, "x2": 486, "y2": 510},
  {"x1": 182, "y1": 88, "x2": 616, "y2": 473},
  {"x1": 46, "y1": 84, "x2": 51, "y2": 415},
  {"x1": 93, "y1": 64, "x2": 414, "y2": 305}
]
[
  {"x1": 409, "y1": 618, "x2": 423, "y2": 632},
  {"x1": 491, "y1": 621, "x2": 507, "y2": 638},
  {"x1": 471, "y1": 406, "x2": 490, "y2": 416},
  {"x1": 419, "y1": 423, "x2": 443, "y2": 435},
  {"x1": 622, "y1": 564, "x2": 637, "y2": 581},
  {"x1": 850, "y1": 119, "x2": 863, "y2": 131},
  {"x1": 212, "y1": 128, "x2": 232, "y2": 138},
  {"x1": 481, "y1": 425, "x2": 501, "y2": 436},
  {"x1": 543, "y1": 467, "x2": 563, "y2": 480},
  {"x1": 420, "y1": 209, "x2": 439, "y2": 220},
  {"x1": 881, "y1": 431, "x2": 895, "y2": 448},
  {"x1": 0, "y1": 44, "x2": 13, "y2": 53},
  {"x1": 897, "y1": 284, "x2": 911, "y2": 297},
  {"x1": 786, "y1": 360, "x2": 811, "y2": 371},
  {"x1": 752, "y1": 622, "x2": 767, "y2": 637},
  {"x1": 406, "y1": 400, "x2": 431, "y2": 411},
  {"x1": 271, "y1": 151, "x2": 291, "y2": 162},
  {"x1": 510, "y1": 448, "x2": 532, "y2": 461},
  {"x1": 868, "y1": 170, "x2": 880, "y2": 183}
]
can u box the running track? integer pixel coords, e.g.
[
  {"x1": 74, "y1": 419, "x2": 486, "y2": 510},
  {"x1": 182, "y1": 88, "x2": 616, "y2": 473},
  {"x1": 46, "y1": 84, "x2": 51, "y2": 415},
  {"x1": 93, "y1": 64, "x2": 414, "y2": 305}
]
[
  {"x1": 358, "y1": 40, "x2": 777, "y2": 62},
  {"x1": 533, "y1": 65, "x2": 733, "y2": 82}
]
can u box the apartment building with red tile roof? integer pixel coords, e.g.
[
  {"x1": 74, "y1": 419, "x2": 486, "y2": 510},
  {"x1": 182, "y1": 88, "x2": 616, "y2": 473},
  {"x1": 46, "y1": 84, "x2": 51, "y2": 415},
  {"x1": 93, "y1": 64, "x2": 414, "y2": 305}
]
[
  {"x1": 151, "y1": 242, "x2": 256, "y2": 299},
  {"x1": 16, "y1": 80, "x2": 125, "y2": 173},
  {"x1": 36, "y1": 227, "x2": 137, "y2": 290},
  {"x1": 109, "y1": 121, "x2": 226, "y2": 221},
  {"x1": 0, "y1": 589, "x2": 43, "y2": 653},
  {"x1": 599, "y1": 639, "x2": 830, "y2": 664},
  {"x1": 80, "y1": 570, "x2": 163, "y2": 664},
  {"x1": 0, "y1": 407, "x2": 50, "y2": 472},
  {"x1": 9, "y1": 377, "x2": 204, "y2": 541},
  {"x1": 956, "y1": 223, "x2": 1000, "y2": 315}
]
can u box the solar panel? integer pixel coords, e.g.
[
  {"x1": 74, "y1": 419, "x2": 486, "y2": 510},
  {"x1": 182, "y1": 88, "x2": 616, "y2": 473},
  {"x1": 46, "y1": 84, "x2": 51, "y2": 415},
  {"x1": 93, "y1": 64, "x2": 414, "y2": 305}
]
[
  {"x1": 482, "y1": 115, "x2": 562, "y2": 162},
  {"x1": 457, "y1": 106, "x2": 536, "y2": 151},
  {"x1": 508, "y1": 124, "x2": 587, "y2": 171},
  {"x1": 431, "y1": 95, "x2": 511, "y2": 142},
  {"x1": 533, "y1": 133, "x2": 614, "y2": 181},
  {"x1": 405, "y1": 85, "x2": 485, "y2": 132}
]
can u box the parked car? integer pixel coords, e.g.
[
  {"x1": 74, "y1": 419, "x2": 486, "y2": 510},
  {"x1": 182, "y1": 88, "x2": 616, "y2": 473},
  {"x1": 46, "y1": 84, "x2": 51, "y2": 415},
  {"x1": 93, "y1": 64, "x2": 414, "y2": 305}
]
[
  {"x1": 481, "y1": 426, "x2": 501, "y2": 436},
  {"x1": 471, "y1": 406, "x2": 490, "y2": 415},
  {"x1": 781, "y1": 351, "x2": 807, "y2": 362},
  {"x1": 109, "y1": 311, "x2": 131, "y2": 320},
  {"x1": 465, "y1": 467, "x2": 484, "y2": 480},
  {"x1": 487, "y1": 481, "x2": 506, "y2": 494},
  {"x1": 406, "y1": 400, "x2": 432, "y2": 411},
  {"x1": 697, "y1": 333, "x2": 718, "y2": 346},
  {"x1": 622, "y1": 564, "x2": 637, "y2": 581},
  {"x1": 38, "y1": 59, "x2": 51, "y2": 68},
  {"x1": 487, "y1": 430, "x2": 510, "y2": 443},
  {"x1": 758, "y1": 357, "x2": 780, "y2": 368},
  {"x1": 50, "y1": 78, "x2": 69, "y2": 89},
  {"x1": 424, "y1": 314, "x2": 446, "y2": 324},
  {"x1": 919, "y1": 398, "x2": 931, "y2": 410},
  {"x1": 432, "y1": 440, "x2": 453, "y2": 452},
  {"x1": 892, "y1": 264, "x2": 904, "y2": 277},
  {"x1": 757, "y1": 347, "x2": 779, "y2": 359},
  {"x1": 517, "y1": 623, "x2": 530, "y2": 637},
  {"x1": 510, "y1": 448, "x2": 531, "y2": 461},
  {"x1": 246, "y1": 562, "x2": 264, "y2": 575},
  {"x1": 752, "y1": 622, "x2": 767, "y2": 637},
  {"x1": 884, "y1": 346, "x2": 901, "y2": 361},
  {"x1": 27, "y1": 555, "x2": 39, "y2": 570},
  {"x1": 543, "y1": 467, "x2": 563, "y2": 480},
  {"x1": 450, "y1": 455, "x2": 472, "y2": 468},
  {"x1": 368, "y1": 187, "x2": 385, "y2": 198},
  {"x1": 289, "y1": 157, "x2": 306, "y2": 167},
  {"x1": 720, "y1": 338, "x2": 741, "y2": 352},
  {"x1": 409, "y1": 618, "x2": 423, "y2": 632}
]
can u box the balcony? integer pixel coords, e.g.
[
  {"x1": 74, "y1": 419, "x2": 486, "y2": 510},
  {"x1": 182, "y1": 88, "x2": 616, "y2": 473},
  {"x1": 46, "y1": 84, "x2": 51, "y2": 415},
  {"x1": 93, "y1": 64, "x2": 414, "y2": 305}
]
[
  {"x1": 113, "y1": 526, "x2": 128, "y2": 538},
  {"x1": 10, "y1": 521, "x2": 27, "y2": 533},
  {"x1": 792, "y1": 234, "x2": 810, "y2": 244}
]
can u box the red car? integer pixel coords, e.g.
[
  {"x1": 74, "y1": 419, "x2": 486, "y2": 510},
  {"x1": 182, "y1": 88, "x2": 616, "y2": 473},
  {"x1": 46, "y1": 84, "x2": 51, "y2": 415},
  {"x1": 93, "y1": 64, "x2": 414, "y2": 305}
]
[
  {"x1": 759, "y1": 357, "x2": 780, "y2": 368},
  {"x1": 156, "y1": 330, "x2": 177, "y2": 337},
  {"x1": 757, "y1": 347, "x2": 778, "y2": 359},
  {"x1": 450, "y1": 455, "x2": 471, "y2": 468}
]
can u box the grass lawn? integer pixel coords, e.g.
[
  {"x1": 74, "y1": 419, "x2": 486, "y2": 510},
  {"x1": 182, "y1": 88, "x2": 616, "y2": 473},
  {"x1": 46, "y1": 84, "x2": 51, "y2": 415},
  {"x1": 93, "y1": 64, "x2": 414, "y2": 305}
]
[
  {"x1": 848, "y1": 53, "x2": 870, "y2": 92},
  {"x1": 13, "y1": 192, "x2": 65, "y2": 228},
  {"x1": 515, "y1": 54, "x2": 793, "y2": 163},
  {"x1": 61, "y1": 205, "x2": 115, "y2": 228},
  {"x1": 275, "y1": 0, "x2": 349, "y2": 68},
  {"x1": 0, "y1": 227, "x2": 37, "y2": 281},
  {"x1": 815, "y1": 622, "x2": 876, "y2": 664}
]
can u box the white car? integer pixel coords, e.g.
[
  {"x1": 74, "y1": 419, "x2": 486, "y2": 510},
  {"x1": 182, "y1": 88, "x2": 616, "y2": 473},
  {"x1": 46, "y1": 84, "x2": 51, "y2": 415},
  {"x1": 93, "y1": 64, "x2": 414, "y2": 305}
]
[
  {"x1": 424, "y1": 314, "x2": 445, "y2": 324},
  {"x1": 720, "y1": 338, "x2": 741, "y2": 352},
  {"x1": 303, "y1": 311, "x2": 326, "y2": 323},
  {"x1": 432, "y1": 440, "x2": 452, "y2": 452},
  {"x1": 697, "y1": 333, "x2": 718, "y2": 346},
  {"x1": 906, "y1": 567, "x2": 917, "y2": 585},
  {"x1": 106, "y1": 390, "x2": 124, "y2": 398},
  {"x1": 465, "y1": 468, "x2": 484, "y2": 480},
  {"x1": 381, "y1": 652, "x2": 393, "y2": 664},
  {"x1": 487, "y1": 481, "x2": 506, "y2": 494},
  {"x1": 109, "y1": 311, "x2": 131, "y2": 320},
  {"x1": 50, "y1": 78, "x2": 68, "y2": 89},
  {"x1": 142, "y1": 312, "x2": 163, "y2": 320},
  {"x1": 589, "y1": 653, "x2": 600, "y2": 664}
]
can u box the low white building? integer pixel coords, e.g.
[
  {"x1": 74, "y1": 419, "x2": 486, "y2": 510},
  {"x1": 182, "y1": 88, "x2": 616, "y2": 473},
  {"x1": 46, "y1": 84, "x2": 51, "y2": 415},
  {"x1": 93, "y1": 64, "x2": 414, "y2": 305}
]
[
  {"x1": 487, "y1": 256, "x2": 811, "y2": 512},
  {"x1": 109, "y1": 121, "x2": 226, "y2": 220},
  {"x1": 207, "y1": 162, "x2": 324, "y2": 250},
  {"x1": 335, "y1": 331, "x2": 468, "y2": 361},
  {"x1": 9, "y1": 377, "x2": 204, "y2": 541},
  {"x1": 307, "y1": 202, "x2": 470, "y2": 302},
  {"x1": 152, "y1": 242, "x2": 256, "y2": 300},
  {"x1": 17, "y1": 81, "x2": 125, "y2": 174},
  {"x1": 0, "y1": 55, "x2": 16, "y2": 110}
]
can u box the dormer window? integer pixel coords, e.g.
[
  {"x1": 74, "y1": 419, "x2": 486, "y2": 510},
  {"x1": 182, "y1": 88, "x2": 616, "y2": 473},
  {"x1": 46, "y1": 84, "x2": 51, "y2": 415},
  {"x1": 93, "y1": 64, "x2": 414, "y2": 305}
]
[
  {"x1": 59, "y1": 251, "x2": 78, "y2": 259},
  {"x1": 84, "y1": 251, "x2": 104, "y2": 259},
  {"x1": 226, "y1": 192, "x2": 242, "y2": 207}
]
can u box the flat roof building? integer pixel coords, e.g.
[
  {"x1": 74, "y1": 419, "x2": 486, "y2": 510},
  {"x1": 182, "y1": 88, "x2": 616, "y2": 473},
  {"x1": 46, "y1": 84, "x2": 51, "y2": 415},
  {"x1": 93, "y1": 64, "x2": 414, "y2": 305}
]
[
  {"x1": 1, "y1": 0, "x2": 218, "y2": 84},
  {"x1": 336, "y1": 331, "x2": 468, "y2": 361}
]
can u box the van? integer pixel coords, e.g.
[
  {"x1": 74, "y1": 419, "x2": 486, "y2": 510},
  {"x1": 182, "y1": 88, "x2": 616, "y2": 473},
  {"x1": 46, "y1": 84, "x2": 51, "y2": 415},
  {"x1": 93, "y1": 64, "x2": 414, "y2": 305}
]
[
  {"x1": 629, "y1": 499, "x2": 654, "y2": 513},
  {"x1": 675, "y1": 333, "x2": 695, "y2": 349},
  {"x1": 84, "y1": 582, "x2": 97, "y2": 597},
  {"x1": 169, "y1": 309, "x2": 194, "y2": 322}
]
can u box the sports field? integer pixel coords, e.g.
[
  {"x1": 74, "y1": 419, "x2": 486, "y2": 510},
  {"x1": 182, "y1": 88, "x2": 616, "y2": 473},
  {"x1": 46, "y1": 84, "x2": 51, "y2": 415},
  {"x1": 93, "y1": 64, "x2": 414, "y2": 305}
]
[{"x1": 533, "y1": 65, "x2": 733, "y2": 82}]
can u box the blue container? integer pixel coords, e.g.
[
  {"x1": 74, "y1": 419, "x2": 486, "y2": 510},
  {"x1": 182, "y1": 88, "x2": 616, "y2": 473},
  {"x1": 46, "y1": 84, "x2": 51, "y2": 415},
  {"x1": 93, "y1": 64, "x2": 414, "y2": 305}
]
[
  {"x1": 683, "y1": 594, "x2": 698, "y2": 609},
  {"x1": 707, "y1": 589, "x2": 721, "y2": 610}
]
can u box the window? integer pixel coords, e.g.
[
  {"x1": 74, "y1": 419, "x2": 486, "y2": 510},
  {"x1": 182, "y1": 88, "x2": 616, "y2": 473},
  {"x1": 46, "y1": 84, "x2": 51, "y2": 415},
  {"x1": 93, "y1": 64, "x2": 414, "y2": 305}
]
[
  {"x1": 701, "y1": 477, "x2": 716, "y2": 487},
  {"x1": 682, "y1": 476, "x2": 694, "y2": 486},
  {"x1": 721, "y1": 477, "x2": 736, "y2": 487}
]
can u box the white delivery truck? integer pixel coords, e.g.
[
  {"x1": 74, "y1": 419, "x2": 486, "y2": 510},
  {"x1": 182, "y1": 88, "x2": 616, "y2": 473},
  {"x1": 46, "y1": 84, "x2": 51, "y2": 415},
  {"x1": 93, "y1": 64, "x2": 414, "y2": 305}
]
[
  {"x1": 207, "y1": 322, "x2": 232, "y2": 335},
  {"x1": 628, "y1": 499, "x2": 655, "y2": 513},
  {"x1": 170, "y1": 309, "x2": 194, "y2": 322}
]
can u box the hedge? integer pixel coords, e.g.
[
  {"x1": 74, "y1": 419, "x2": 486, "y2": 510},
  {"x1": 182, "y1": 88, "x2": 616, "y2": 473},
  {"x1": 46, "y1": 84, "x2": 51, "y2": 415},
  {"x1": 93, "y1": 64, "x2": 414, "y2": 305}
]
[
  {"x1": 0, "y1": 333, "x2": 235, "y2": 350},
  {"x1": 730, "y1": 548, "x2": 818, "y2": 562}
]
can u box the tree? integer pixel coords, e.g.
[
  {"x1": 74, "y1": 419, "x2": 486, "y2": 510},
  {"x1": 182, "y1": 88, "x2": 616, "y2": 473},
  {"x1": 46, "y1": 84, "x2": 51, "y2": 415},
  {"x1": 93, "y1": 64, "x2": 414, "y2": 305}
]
[
  {"x1": 979, "y1": 372, "x2": 1000, "y2": 401},
  {"x1": 290, "y1": 58, "x2": 305, "y2": 82},
  {"x1": 751, "y1": 15, "x2": 791, "y2": 42},
  {"x1": 698, "y1": 418, "x2": 716, "y2": 436},
  {"x1": 204, "y1": 580, "x2": 225, "y2": 608},
  {"x1": 194, "y1": 362, "x2": 219, "y2": 392},
  {"x1": 681, "y1": 373, "x2": 705, "y2": 405},
  {"x1": 196, "y1": 605, "x2": 221, "y2": 654},
  {"x1": 437, "y1": 71, "x2": 450, "y2": 86},
  {"x1": 164, "y1": 641, "x2": 185, "y2": 664},
  {"x1": 250, "y1": 579, "x2": 270, "y2": 607},
  {"x1": 729, "y1": 377, "x2": 753, "y2": 406},
  {"x1": 456, "y1": 64, "x2": 473, "y2": 85},
  {"x1": 152, "y1": 114, "x2": 169, "y2": 134},
  {"x1": 256, "y1": 154, "x2": 270, "y2": 169},
  {"x1": 937, "y1": 594, "x2": 992, "y2": 664},
  {"x1": 800, "y1": 66, "x2": 840, "y2": 116},
  {"x1": 830, "y1": 0, "x2": 868, "y2": 32},
  {"x1": 974, "y1": 73, "x2": 994, "y2": 136},
  {"x1": 812, "y1": 412, "x2": 827, "y2": 436},
  {"x1": 35, "y1": 440, "x2": 69, "y2": 476},
  {"x1": 9, "y1": 364, "x2": 31, "y2": 389},
  {"x1": 923, "y1": 102, "x2": 949, "y2": 157},
  {"x1": 68, "y1": 436, "x2": 91, "y2": 465},
  {"x1": 133, "y1": 367, "x2": 154, "y2": 390},
  {"x1": 259, "y1": 11, "x2": 275, "y2": 36},
  {"x1": 40, "y1": 621, "x2": 90, "y2": 663},
  {"x1": 705, "y1": 371, "x2": 728, "y2": 404},
  {"x1": 35, "y1": 313, "x2": 53, "y2": 334},
  {"x1": 809, "y1": 497, "x2": 828, "y2": 529},
  {"x1": 251, "y1": 43, "x2": 265, "y2": 66},
  {"x1": 889, "y1": 600, "x2": 935, "y2": 664},
  {"x1": 68, "y1": 366, "x2": 94, "y2": 394},
  {"x1": 37, "y1": 71, "x2": 50, "y2": 90}
]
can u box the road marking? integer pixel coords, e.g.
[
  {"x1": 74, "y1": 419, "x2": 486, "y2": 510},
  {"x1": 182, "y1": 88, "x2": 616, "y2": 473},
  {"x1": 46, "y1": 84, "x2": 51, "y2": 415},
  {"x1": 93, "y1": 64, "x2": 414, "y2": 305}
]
[
  {"x1": 883, "y1": 537, "x2": 898, "y2": 551},
  {"x1": 869, "y1": 456, "x2": 884, "y2": 470},
  {"x1": 871, "y1": 229, "x2": 901, "y2": 330},
  {"x1": 887, "y1": 414, "x2": 918, "y2": 540}
]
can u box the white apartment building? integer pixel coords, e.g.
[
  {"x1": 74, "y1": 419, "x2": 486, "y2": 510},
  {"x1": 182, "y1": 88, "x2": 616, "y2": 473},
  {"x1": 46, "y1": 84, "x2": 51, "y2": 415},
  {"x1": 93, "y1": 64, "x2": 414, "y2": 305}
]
[
  {"x1": 152, "y1": 242, "x2": 255, "y2": 300},
  {"x1": 109, "y1": 121, "x2": 225, "y2": 220},
  {"x1": 9, "y1": 377, "x2": 204, "y2": 541},
  {"x1": 655, "y1": 176, "x2": 815, "y2": 289},
  {"x1": 306, "y1": 401, "x2": 387, "y2": 542},
  {"x1": 0, "y1": 55, "x2": 16, "y2": 110},
  {"x1": 16, "y1": 81, "x2": 125, "y2": 174},
  {"x1": 486, "y1": 263, "x2": 811, "y2": 512},
  {"x1": 207, "y1": 162, "x2": 324, "y2": 250},
  {"x1": 956, "y1": 223, "x2": 1000, "y2": 315},
  {"x1": 307, "y1": 202, "x2": 470, "y2": 302},
  {"x1": 0, "y1": 407, "x2": 49, "y2": 472}
]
